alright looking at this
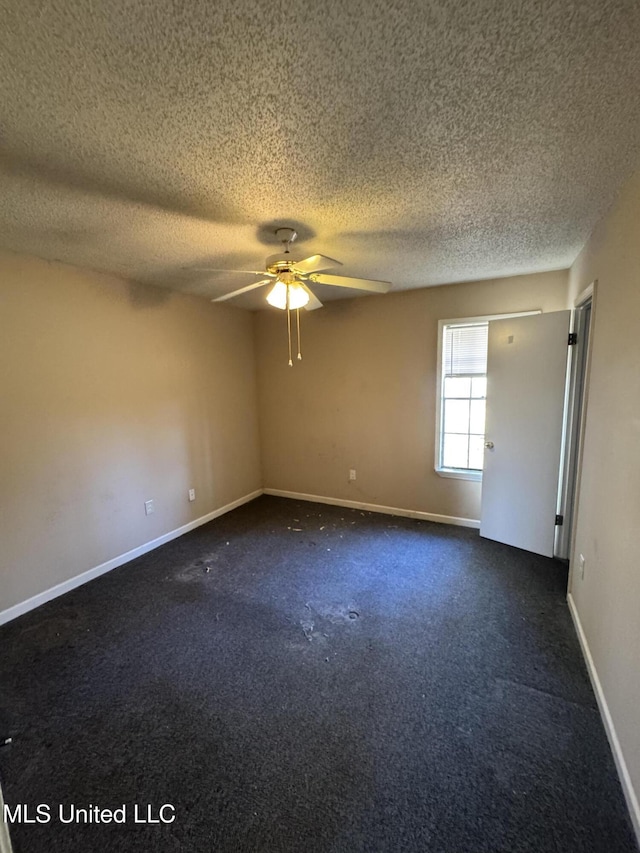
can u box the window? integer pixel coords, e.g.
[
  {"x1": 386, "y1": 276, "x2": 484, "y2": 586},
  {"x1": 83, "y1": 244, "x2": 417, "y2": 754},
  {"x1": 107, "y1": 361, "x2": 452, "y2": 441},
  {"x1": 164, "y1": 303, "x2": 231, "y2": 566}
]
[
  {"x1": 437, "y1": 321, "x2": 488, "y2": 480},
  {"x1": 435, "y1": 311, "x2": 540, "y2": 480}
]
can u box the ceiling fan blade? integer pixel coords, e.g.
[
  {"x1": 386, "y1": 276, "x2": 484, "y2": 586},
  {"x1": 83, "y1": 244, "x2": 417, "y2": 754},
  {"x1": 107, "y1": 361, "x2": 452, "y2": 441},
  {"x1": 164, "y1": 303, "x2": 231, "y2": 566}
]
[
  {"x1": 186, "y1": 267, "x2": 273, "y2": 276},
  {"x1": 308, "y1": 273, "x2": 391, "y2": 293},
  {"x1": 212, "y1": 279, "x2": 272, "y2": 302},
  {"x1": 293, "y1": 254, "x2": 343, "y2": 275},
  {"x1": 300, "y1": 284, "x2": 323, "y2": 311}
]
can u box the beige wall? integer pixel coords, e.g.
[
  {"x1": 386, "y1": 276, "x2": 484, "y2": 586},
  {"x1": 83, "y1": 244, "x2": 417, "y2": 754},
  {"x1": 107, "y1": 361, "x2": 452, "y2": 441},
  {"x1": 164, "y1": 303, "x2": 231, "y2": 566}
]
[
  {"x1": 0, "y1": 250, "x2": 261, "y2": 613},
  {"x1": 568, "y1": 166, "x2": 640, "y2": 812},
  {"x1": 255, "y1": 269, "x2": 568, "y2": 519}
]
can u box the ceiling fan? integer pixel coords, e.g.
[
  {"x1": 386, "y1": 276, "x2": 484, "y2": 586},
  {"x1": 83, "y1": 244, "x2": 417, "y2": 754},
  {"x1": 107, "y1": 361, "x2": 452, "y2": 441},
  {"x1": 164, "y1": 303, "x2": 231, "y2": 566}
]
[
  {"x1": 193, "y1": 227, "x2": 391, "y2": 311},
  {"x1": 192, "y1": 227, "x2": 391, "y2": 365}
]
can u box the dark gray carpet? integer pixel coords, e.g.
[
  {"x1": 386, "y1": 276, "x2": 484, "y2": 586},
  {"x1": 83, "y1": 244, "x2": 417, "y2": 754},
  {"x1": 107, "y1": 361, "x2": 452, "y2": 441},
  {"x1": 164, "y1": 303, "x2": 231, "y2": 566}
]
[{"x1": 0, "y1": 495, "x2": 637, "y2": 853}]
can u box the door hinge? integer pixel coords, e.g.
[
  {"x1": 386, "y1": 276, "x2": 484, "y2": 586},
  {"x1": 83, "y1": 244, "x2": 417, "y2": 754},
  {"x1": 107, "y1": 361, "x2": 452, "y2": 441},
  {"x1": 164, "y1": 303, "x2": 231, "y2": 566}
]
[
  {"x1": 555, "y1": 514, "x2": 564, "y2": 526},
  {"x1": 568, "y1": 333, "x2": 577, "y2": 346}
]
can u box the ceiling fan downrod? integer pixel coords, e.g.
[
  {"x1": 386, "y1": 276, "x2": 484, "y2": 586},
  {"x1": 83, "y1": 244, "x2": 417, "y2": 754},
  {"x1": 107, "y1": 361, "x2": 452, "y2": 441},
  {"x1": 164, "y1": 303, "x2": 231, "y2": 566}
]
[{"x1": 275, "y1": 227, "x2": 297, "y2": 254}]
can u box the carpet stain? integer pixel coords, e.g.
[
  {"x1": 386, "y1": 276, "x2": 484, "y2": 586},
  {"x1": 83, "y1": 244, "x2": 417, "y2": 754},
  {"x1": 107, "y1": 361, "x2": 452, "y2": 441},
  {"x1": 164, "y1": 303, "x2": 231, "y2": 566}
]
[
  {"x1": 311, "y1": 603, "x2": 362, "y2": 625},
  {"x1": 300, "y1": 618, "x2": 315, "y2": 642},
  {"x1": 14, "y1": 608, "x2": 84, "y2": 651},
  {"x1": 172, "y1": 553, "x2": 227, "y2": 583},
  {"x1": 297, "y1": 603, "x2": 362, "y2": 646}
]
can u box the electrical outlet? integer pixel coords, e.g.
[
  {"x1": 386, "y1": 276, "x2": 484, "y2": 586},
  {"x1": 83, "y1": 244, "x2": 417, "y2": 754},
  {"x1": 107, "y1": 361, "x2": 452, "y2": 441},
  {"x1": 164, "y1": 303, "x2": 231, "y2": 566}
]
[
  {"x1": 188, "y1": 488, "x2": 196, "y2": 502},
  {"x1": 349, "y1": 468, "x2": 357, "y2": 481},
  {"x1": 144, "y1": 499, "x2": 154, "y2": 516},
  {"x1": 578, "y1": 553, "x2": 585, "y2": 579}
]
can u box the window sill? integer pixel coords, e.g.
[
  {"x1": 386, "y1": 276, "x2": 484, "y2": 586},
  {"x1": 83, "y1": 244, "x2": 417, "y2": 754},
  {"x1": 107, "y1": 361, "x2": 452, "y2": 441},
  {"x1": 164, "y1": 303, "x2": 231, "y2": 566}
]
[{"x1": 436, "y1": 467, "x2": 483, "y2": 482}]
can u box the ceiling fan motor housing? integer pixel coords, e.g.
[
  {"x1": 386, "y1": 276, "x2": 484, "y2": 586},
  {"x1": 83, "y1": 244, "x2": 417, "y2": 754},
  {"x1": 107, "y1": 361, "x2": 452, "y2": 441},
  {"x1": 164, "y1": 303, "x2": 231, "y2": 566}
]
[{"x1": 265, "y1": 253, "x2": 304, "y2": 274}]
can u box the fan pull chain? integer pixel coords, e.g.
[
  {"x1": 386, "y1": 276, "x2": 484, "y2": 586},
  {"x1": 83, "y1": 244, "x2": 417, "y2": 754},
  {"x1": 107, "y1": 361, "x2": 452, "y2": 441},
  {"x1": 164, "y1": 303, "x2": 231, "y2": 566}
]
[
  {"x1": 296, "y1": 308, "x2": 302, "y2": 360},
  {"x1": 286, "y1": 289, "x2": 293, "y2": 366}
]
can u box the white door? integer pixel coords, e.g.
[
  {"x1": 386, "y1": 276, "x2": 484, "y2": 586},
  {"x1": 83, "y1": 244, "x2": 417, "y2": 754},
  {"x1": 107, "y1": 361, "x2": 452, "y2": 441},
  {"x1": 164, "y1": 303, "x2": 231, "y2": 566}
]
[{"x1": 480, "y1": 311, "x2": 571, "y2": 557}]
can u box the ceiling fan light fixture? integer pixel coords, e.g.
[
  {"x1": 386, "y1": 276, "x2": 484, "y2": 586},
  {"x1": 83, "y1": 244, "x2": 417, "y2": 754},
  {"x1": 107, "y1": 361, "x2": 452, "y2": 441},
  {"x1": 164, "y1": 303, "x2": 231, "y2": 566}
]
[
  {"x1": 206, "y1": 227, "x2": 390, "y2": 364},
  {"x1": 266, "y1": 280, "x2": 309, "y2": 310}
]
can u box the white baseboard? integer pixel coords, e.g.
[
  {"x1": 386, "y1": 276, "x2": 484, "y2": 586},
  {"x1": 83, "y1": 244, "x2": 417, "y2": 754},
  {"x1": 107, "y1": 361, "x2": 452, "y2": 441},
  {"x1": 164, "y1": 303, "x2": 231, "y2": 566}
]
[
  {"x1": 263, "y1": 488, "x2": 480, "y2": 529},
  {"x1": 567, "y1": 592, "x2": 640, "y2": 845},
  {"x1": 0, "y1": 489, "x2": 263, "y2": 627}
]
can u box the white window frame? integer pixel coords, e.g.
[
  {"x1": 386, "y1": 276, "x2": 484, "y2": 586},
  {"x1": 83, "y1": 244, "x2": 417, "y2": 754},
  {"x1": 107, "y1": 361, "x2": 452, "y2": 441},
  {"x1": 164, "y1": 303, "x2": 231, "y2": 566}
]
[{"x1": 435, "y1": 311, "x2": 541, "y2": 481}]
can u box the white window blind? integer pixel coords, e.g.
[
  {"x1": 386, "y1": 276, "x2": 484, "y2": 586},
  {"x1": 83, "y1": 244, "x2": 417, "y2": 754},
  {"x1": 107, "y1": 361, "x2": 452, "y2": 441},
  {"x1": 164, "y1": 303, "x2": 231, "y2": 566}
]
[{"x1": 443, "y1": 324, "x2": 488, "y2": 376}]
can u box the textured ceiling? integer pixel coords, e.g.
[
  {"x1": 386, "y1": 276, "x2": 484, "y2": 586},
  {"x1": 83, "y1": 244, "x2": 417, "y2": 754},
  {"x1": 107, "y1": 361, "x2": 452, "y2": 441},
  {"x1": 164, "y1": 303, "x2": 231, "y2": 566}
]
[{"x1": 2, "y1": 0, "x2": 640, "y2": 308}]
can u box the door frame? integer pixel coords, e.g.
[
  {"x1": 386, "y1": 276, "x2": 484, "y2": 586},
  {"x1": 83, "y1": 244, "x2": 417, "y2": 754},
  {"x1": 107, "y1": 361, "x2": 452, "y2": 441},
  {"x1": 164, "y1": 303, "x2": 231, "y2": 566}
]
[{"x1": 554, "y1": 281, "x2": 597, "y2": 561}]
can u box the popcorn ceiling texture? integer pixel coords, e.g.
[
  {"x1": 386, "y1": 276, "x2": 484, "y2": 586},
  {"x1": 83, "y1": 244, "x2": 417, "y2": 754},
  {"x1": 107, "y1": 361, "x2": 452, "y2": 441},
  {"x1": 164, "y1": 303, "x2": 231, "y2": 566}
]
[{"x1": 1, "y1": 0, "x2": 640, "y2": 306}]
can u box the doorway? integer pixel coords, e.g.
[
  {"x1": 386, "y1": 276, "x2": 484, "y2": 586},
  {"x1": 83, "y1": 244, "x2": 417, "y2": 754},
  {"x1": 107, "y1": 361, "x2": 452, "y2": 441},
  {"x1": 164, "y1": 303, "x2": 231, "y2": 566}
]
[
  {"x1": 555, "y1": 283, "x2": 595, "y2": 561},
  {"x1": 478, "y1": 288, "x2": 595, "y2": 562}
]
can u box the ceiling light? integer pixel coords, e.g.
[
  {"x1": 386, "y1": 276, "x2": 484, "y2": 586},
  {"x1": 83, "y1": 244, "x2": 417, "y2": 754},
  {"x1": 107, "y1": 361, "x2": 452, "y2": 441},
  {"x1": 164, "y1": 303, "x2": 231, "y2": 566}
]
[{"x1": 266, "y1": 280, "x2": 310, "y2": 310}]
